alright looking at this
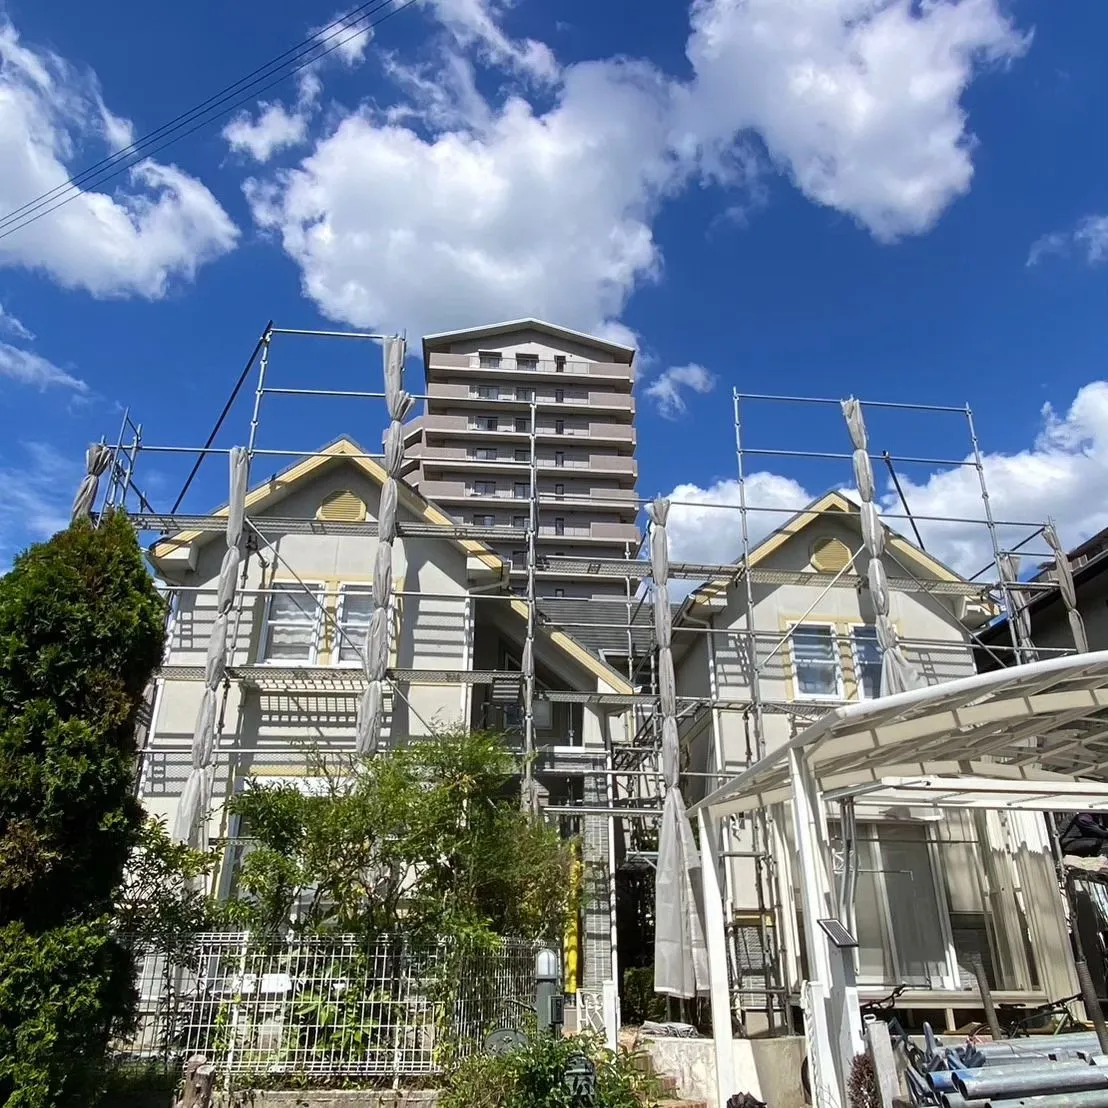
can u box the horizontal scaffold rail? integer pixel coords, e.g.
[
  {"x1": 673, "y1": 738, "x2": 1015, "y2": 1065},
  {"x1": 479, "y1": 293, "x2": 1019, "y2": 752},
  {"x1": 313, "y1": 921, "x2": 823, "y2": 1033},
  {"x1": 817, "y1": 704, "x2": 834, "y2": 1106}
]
[{"x1": 129, "y1": 512, "x2": 998, "y2": 594}]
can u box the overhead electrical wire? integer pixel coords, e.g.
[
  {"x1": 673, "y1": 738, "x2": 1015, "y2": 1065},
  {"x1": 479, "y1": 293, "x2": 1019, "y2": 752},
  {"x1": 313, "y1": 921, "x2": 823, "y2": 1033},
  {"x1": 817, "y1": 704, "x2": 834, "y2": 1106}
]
[{"x1": 0, "y1": 0, "x2": 418, "y2": 244}]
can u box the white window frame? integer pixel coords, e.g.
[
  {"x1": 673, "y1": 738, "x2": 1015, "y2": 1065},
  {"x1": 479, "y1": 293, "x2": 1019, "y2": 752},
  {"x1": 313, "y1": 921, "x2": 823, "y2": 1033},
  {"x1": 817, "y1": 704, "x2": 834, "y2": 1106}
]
[
  {"x1": 478, "y1": 350, "x2": 501, "y2": 368},
  {"x1": 850, "y1": 623, "x2": 884, "y2": 701},
  {"x1": 334, "y1": 584, "x2": 375, "y2": 667},
  {"x1": 259, "y1": 581, "x2": 325, "y2": 665},
  {"x1": 787, "y1": 621, "x2": 844, "y2": 702}
]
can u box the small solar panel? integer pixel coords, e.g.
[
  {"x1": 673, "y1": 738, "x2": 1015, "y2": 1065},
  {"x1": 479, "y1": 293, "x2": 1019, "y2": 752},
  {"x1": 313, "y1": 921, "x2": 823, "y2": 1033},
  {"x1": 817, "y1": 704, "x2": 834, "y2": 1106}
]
[{"x1": 817, "y1": 918, "x2": 858, "y2": 948}]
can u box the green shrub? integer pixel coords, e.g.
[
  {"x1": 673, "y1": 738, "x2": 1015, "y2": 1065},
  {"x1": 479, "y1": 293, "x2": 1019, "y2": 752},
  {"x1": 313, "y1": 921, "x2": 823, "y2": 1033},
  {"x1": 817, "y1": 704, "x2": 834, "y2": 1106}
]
[
  {"x1": 621, "y1": 967, "x2": 666, "y2": 1026},
  {"x1": 0, "y1": 513, "x2": 166, "y2": 1106},
  {"x1": 440, "y1": 1032, "x2": 654, "y2": 1108}
]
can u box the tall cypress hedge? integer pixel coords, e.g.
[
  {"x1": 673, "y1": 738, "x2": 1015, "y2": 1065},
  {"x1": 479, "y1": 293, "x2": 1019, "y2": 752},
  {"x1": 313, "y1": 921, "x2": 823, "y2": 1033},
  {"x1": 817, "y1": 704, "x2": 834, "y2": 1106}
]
[{"x1": 0, "y1": 513, "x2": 165, "y2": 1107}]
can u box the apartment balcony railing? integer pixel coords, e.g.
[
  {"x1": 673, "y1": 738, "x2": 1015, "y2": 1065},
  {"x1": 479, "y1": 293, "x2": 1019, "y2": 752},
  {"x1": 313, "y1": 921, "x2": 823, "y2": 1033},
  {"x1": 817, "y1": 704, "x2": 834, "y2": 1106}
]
[{"x1": 427, "y1": 352, "x2": 633, "y2": 382}]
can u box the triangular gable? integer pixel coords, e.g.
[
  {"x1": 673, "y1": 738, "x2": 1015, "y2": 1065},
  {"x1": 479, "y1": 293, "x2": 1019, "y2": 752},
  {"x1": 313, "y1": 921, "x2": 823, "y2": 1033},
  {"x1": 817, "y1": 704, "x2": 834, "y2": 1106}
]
[
  {"x1": 149, "y1": 437, "x2": 503, "y2": 574},
  {"x1": 686, "y1": 490, "x2": 962, "y2": 612}
]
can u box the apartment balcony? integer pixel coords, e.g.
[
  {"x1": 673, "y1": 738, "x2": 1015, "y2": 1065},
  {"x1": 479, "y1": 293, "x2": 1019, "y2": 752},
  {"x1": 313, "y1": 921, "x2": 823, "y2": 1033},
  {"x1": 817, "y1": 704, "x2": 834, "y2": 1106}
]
[
  {"x1": 533, "y1": 522, "x2": 641, "y2": 544},
  {"x1": 424, "y1": 382, "x2": 634, "y2": 419},
  {"x1": 534, "y1": 424, "x2": 634, "y2": 446},
  {"x1": 537, "y1": 455, "x2": 637, "y2": 481},
  {"x1": 426, "y1": 352, "x2": 634, "y2": 383}
]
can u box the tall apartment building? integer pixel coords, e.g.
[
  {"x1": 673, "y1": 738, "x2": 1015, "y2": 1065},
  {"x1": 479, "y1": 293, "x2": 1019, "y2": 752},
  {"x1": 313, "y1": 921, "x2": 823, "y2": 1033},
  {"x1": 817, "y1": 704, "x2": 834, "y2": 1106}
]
[{"x1": 402, "y1": 319, "x2": 640, "y2": 602}]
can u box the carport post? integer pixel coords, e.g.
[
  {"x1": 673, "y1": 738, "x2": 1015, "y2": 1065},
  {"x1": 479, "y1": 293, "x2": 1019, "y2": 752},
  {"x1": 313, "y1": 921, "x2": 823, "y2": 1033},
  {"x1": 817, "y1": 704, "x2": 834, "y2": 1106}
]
[
  {"x1": 789, "y1": 748, "x2": 859, "y2": 1107},
  {"x1": 698, "y1": 807, "x2": 737, "y2": 1108}
]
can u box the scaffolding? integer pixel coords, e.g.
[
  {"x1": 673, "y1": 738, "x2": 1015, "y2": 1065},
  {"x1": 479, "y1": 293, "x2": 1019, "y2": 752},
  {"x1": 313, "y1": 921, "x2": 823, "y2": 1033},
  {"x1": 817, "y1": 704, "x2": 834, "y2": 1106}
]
[{"x1": 81, "y1": 323, "x2": 1081, "y2": 1039}]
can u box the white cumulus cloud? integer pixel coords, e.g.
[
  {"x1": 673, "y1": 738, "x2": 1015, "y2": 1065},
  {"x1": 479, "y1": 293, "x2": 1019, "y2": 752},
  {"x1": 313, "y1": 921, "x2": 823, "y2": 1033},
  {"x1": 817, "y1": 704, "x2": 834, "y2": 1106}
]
[
  {"x1": 679, "y1": 0, "x2": 1029, "y2": 241},
  {"x1": 0, "y1": 301, "x2": 33, "y2": 341},
  {"x1": 423, "y1": 0, "x2": 559, "y2": 82},
  {"x1": 0, "y1": 20, "x2": 238, "y2": 298},
  {"x1": 1029, "y1": 214, "x2": 1108, "y2": 267},
  {"x1": 224, "y1": 102, "x2": 311, "y2": 163},
  {"x1": 646, "y1": 363, "x2": 717, "y2": 418},
  {"x1": 0, "y1": 341, "x2": 87, "y2": 391}
]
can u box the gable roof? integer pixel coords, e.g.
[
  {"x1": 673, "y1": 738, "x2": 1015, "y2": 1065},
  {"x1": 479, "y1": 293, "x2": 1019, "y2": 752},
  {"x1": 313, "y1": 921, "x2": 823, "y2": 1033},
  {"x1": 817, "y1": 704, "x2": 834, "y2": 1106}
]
[
  {"x1": 421, "y1": 318, "x2": 635, "y2": 363},
  {"x1": 148, "y1": 436, "x2": 503, "y2": 574},
  {"x1": 685, "y1": 490, "x2": 963, "y2": 613}
]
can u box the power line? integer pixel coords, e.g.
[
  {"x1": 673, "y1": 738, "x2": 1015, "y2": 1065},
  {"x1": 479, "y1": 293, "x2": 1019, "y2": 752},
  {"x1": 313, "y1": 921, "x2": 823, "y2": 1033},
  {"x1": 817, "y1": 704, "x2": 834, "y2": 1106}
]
[{"x1": 0, "y1": 0, "x2": 417, "y2": 243}]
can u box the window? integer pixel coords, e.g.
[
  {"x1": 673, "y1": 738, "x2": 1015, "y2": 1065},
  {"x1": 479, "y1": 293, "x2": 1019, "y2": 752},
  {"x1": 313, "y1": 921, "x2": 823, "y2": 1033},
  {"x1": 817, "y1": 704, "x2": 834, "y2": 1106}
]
[
  {"x1": 554, "y1": 588, "x2": 565, "y2": 598},
  {"x1": 513, "y1": 514, "x2": 528, "y2": 530},
  {"x1": 554, "y1": 517, "x2": 565, "y2": 535},
  {"x1": 478, "y1": 351, "x2": 501, "y2": 368},
  {"x1": 474, "y1": 384, "x2": 499, "y2": 399},
  {"x1": 473, "y1": 480, "x2": 496, "y2": 495},
  {"x1": 852, "y1": 626, "x2": 883, "y2": 700},
  {"x1": 480, "y1": 416, "x2": 498, "y2": 431},
  {"x1": 554, "y1": 355, "x2": 566, "y2": 373},
  {"x1": 514, "y1": 448, "x2": 529, "y2": 462},
  {"x1": 533, "y1": 699, "x2": 552, "y2": 729},
  {"x1": 317, "y1": 489, "x2": 366, "y2": 522},
  {"x1": 555, "y1": 388, "x2": 565, "y2": 403},
  {"x1": 517, "y1": 386, "x2": 533, "y2": 401},
  {"x1": 515, "y1": 416, "x2": 530, "y2": 432},
  {"x1": 514, "y1": 482, "x2": 528, "y2": 499},
  {"x1": 474, "y1": 514, "x2": 496, "y2": 526},
  {"x1": 791, "y1": 624, "x2": 841, "y2": 699},
  {"x1": 262, "y1": 583, "x2": 322, "y2": 663},
  {"x1": 555, "y1": 451, "x2": 565, "y2": 467},
  {"x1": 516, "y1": 353, "x2": 538, "y2": 370},
  {"x1": 473, "y1": 447, "x2": 497, "y2": 461},
  {"x1": 336, "y1": 586, "x2": 374, "y2": 665},
  {"x1": 555, "y1": 483, "x2": 565, "y2": 498},
  {"x1": 555, "y1": 419, "x2": 565, "y2": 435},
  {"x1": 512, "y1": 550, "x2": 528, "y2": 568}
]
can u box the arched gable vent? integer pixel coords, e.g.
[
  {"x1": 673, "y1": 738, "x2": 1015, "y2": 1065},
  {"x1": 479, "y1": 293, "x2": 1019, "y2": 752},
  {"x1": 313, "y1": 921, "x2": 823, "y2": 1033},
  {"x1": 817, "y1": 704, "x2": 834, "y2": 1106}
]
[
  {"x1": 810, "y1": 536, "x2": 852, "y2": 574},
  {"x1": 317, "y1": 490, "x2": 367, "y2": 523}
]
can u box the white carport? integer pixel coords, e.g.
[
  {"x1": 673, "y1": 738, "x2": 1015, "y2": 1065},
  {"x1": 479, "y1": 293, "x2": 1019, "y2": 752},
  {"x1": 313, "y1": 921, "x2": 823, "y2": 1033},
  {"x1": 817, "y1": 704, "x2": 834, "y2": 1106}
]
[{"x1": 690, "y1": 651, "x2": 1108, "y2": 1108}]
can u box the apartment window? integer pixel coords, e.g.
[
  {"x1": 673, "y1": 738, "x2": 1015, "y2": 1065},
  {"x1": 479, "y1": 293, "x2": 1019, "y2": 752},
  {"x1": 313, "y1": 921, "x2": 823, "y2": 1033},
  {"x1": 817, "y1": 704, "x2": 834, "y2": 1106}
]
[
  {"x1": 261, "y1": 582, "x2": 323, "y2": 663},
  {"x1": 791, "y1": 624, "x2": 841, "y2": 699},
  {"x1": 474, "y1": 514, "x2": 496, "y2": 527},
  {"x1": 516, "y1": 353, "x2": 538, "y2": 370},
  {"x1": 512, "y1": 550, "x2": 528, "y2": 568},
  {"x1": 335, "y1": 586, "x2": 374, "y2": 665},
  {"x1": 555, "y1": 451, "x2": 565, "y2": 467},
  {"x1": 555, "y1": 483, "x2": 565, "y2": 498},
  {"x1": 473, "y1": 480, "x2": 496, "y2": 495},
  {"x1": 554, "y1": 355, "x2": 566, "y2": 373},
  {"x1": 554, "y1": 588, "x2": 565, "y2": 598},
  {"x1": 555, "y1": 419, "x2": 565, "y2": 435},
  {"x1": 480, "y1": 416, "x2": 498, "y2": 431},
  {"x1": 555, "y1": 388, "x2": 565, "y2": 403},
  {"x1": 514, "y1": 482, "x2": 528, "y2": 499},
  {"x1": 517, "y1": 386, "x2": 533, "y2": 402},
  {"x1": 513, "y1": 514, "x2": 529, "y2": 530},
  {"x1": 473, "y1": 447, "x2": 497, "y2": 461},
  {"x1": 478, "y1": 351, "x2": 501, "y2": 368},
  {"x1": 514, "y1": 448, "x2": 529, "y2": 462},
  {"x1": 852, "y1": 626, "x2": 883, "y2": 700},
  {"x1": 474, "y1": 384, "x2": 499, "y2": 399},
  {"x1": 515, "y1": 416, "x2": 530, "y2": 433},
  {"x1": 554, "y1": 517, "x2": 565, "y2": 535}
]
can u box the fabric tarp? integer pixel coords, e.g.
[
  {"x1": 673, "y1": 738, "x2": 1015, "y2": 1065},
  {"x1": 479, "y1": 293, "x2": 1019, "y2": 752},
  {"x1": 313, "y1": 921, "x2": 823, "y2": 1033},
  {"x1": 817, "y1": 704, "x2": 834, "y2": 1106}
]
[
  {"x1": 174, "y1": 446, "x2": 248, "y2": 844},
  {"x1": 1000, "y1": 553, "x2": 1036, "y2": 659},
  {"x1": 650, "y1": 496, "x2": 709, "y2": 997},
  {"x1": 1044, "y1": 524, "x2": 1089, "y2": 654},
  {"x1": 841, "y1": 399, "x2": 925, "y2": 698},
  {"x1": 71, "y1": 443, "x2": 112, "y2": 522},
  {"x1": 354, "y1": 336, "x2": 408, "y2": 753}
]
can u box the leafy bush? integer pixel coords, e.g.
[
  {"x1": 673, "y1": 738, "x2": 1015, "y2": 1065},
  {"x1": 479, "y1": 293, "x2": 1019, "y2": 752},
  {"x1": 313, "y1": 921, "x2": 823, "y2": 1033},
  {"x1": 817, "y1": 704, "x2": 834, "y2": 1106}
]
[
  {"x1": 0, "y1": 513, "x2": 166, "y2": 1107},
  {"x1": 440, "y1": 1032, "x2": 654, "y2": 1108}
]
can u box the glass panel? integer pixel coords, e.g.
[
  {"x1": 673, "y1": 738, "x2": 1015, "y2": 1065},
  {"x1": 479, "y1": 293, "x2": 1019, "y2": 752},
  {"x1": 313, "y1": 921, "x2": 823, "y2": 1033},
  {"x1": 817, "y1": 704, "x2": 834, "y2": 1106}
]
[
  {"x1": 881, "y1": 827, "x2": 949, "y2": 986},
  {"x1": 854, "y1": 836, "x2": 893, "y2": 983},
  {"x1": 478, "y1": 352, "x2": 501, "y2": 368},
  {"x1": 852, "y1": 626, "x2": 883, "y2": 699},
  {"x1": 337, "y1": 588, "x2": 374, "y2": 663},
  {"x1": 263, "y1": 585, "x2": 320, "y2": 662},
  {"x1": 793, "y1": 625, "x2": 838, "y2": 696}
]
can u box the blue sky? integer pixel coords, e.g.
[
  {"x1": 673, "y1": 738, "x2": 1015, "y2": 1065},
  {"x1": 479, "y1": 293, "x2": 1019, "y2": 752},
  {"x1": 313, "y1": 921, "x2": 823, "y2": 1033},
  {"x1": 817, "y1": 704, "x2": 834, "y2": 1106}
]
[{"x1": 0, "y1": 0, "x2": 1105, "y2": 574}]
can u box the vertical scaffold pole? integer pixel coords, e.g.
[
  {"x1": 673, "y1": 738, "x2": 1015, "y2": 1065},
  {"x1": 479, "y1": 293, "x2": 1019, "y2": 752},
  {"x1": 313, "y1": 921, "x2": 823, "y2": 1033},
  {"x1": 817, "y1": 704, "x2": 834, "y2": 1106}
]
[{"x1": 523, "y1": 396, "x2": 538, "y2": 814}]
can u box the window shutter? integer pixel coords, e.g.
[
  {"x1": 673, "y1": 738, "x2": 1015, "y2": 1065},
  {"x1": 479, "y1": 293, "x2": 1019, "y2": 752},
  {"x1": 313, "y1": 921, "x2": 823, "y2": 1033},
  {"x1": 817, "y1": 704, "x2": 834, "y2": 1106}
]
[{"x1": 317, "y1": 490, "x2": 367, "y2": 522}]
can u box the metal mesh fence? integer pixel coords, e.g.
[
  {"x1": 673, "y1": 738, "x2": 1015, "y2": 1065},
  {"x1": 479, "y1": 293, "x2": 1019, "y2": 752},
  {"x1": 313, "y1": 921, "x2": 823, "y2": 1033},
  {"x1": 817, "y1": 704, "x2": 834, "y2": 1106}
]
[{"x1": 116, "y1": 932, "x2": 538, "y2": 1080}]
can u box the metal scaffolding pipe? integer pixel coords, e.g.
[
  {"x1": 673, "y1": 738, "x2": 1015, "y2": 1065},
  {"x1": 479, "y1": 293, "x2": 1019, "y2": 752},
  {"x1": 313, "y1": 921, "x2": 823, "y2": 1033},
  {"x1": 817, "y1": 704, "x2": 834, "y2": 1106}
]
[{"x1": 954, "y1": 1061, "x2": 1108, "y2": 1098}]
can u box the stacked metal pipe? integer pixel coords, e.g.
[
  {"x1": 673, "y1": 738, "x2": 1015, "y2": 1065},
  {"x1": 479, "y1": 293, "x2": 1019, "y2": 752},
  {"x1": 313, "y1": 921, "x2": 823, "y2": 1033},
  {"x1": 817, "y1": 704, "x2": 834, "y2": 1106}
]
[
  {"x1": 841, "y1": 399, "x2": 925, "y2": 696},
  {"x1": 354, "y1": 337, "x2": 410, "y2": 755},
  {"x1": 650, "y1": 497, "x2": 708, "y2": 997},
  {"x1": 173, "y1": 447, "x2": 248, "y2": 845}
]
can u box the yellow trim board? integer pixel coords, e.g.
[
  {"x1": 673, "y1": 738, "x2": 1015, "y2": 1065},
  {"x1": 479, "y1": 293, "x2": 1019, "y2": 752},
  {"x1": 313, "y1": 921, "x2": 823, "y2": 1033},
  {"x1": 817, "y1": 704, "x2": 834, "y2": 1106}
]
[
  {"x1": 507, "y1": 598, "x2": 634, "y2": 694},
  {"x1": 689, "y1": 491, "x2": 960, "y2": 611},
  {"x1": 150, "y1": 437, "x2": 503, "y2": 574}
]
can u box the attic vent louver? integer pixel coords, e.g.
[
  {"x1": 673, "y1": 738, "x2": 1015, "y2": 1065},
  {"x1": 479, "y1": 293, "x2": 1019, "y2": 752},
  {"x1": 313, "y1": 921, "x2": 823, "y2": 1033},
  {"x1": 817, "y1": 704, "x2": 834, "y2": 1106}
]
[
  {"x1": 810, "y1": 536, "x2": 851, "y2": 574},
  {"x1": 318, "y1": 490, "x2": 367, "y2": 523}
]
